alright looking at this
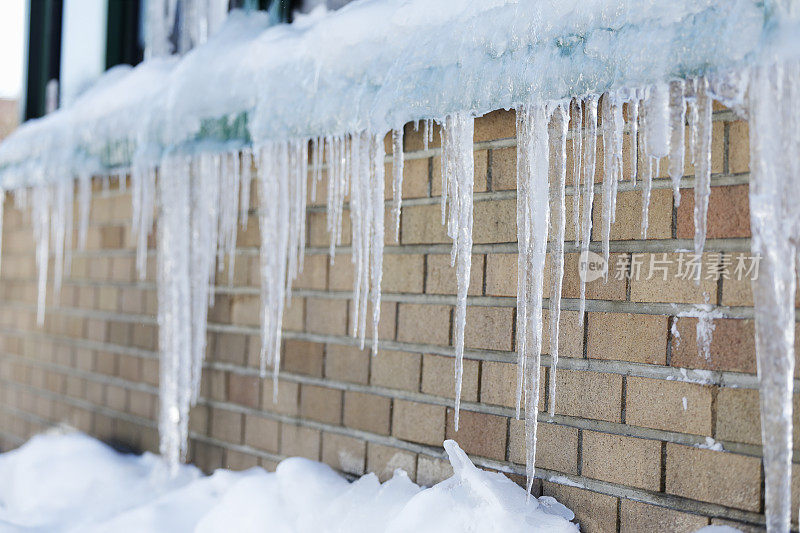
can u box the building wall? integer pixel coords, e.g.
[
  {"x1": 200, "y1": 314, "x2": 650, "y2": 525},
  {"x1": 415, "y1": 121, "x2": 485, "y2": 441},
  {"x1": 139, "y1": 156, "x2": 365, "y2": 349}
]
[
  {"x1": 0, "y1": 99, "x2": 18, "y2": 140},
  {"x1": 0, "y1": 107, "x2": 793, "y2": 532}
]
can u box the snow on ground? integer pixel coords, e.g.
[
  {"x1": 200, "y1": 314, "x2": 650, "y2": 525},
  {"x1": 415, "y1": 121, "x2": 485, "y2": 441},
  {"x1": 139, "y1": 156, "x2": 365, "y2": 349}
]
[{"x1": 0, "y1": 431, "x2": 579, "y2": 532}]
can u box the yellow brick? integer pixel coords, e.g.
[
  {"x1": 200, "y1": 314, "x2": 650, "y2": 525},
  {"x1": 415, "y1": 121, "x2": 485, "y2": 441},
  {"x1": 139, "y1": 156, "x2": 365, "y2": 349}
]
[
  {"x1": 261, "y1": 379, "x2": 300, "y2": 416},
  {"x1": 666, "y1": 444, "x2": 761, "y2": 511},
  {"x1": 416, "y1": 455, "x2": 453, "y2": 486},
  {"x1": 509, "y1": 419, "x2": 578, "y2": 475},
  {"x1": 542, "y1": 482, "x2": 619, "y2": 533},
  {"x1": 392, "y1": 400, "x2": 445, "y2": 446},
  {"x1": 210, "y1": 408, "x2": 242, "y2": 444},
  {"x1": 343, "y1": 391, "x2": 391, "y2": 435},
  {"x1": 728, "y1": 120, "x2": 749, "y2": 174},
  {"x1": 581, "y1": 431, "x2": 661, "y2": 490},
  {"x1": 473, "y1": 199, "x2": 516, "y2": 244},
  {"x1": 591, "y1": 188, "x2": 672, "y2": 240},
  {"x1": 300, "y1": 384, "x2": 342, "y2": 425},
  {"x1": 366, "y1": 443, "x2": 417, "y2": 482},
  {"x1": 555, "y1": 369, "x2": 622, "y2": 423},
  {"x1": 421, "y1": 353, "x2": 478, "y2": 402},
  {"x1": 480, "y1": 361, "x2": 518, "y2": 408},
  {"x1": 474, "y1": 109, "x2": 516, "y2": 142},
  {"x1": 397, "y1": 303, "x2": 450, "y2": 346},
  {"x1": 321, "y1": 433, "x2": 366, "y2": 475},
  {"x1": 489, "y1": 147, "x2": 516, "y2": 191},
  {"x1": 484, "y1": 253, "x2": 516, "y2": 297},
  {"x1": 445, "y1": 408, "x2": 507, "y2": 461},
  {"x1": 620, "y1": 500, "x2": 708, "y2": 532},
  {"x1": 400, "y1": 157, "x2": 430, "y2": 199},
  {"x1": 230, "y1": 295, "x2": 260, "y2": 327},
  {"x1": 425, "y1": 253, "x2": 483, "y2": 296},
  {"x1": 294, "y1": 254, "x2": 328, "y2": 290},
  {"x1": 587, "y1": 312, "x2": 668, "y2": 364},
  {"x1": 542, "y1": 309, "x2": 584, "y2": 359},
  {"x1": 629, "y1": 253, "x2": 718, "y2": 304},
  {"x1": 464, "y1": 306, "x2": 513, "y2": 351},
  {"x1": 243, "y1": 414, "x2": 279, "y2": 453},
  {"x1": 432, "y1": 150, "x2": 488, "y2": 194},
  {"x1": 324, "y1": 344, "x2": 369, "y2": 384},
  {"x1": 305, "y1": 298, "x2": 347, "y2": 336},
  {"x1": 280, "y1": 423, "x2": 320, "y2": 460},
  {"x1": 626, "y1": 377, "x2": 712, "y2": 436},
  {"x1": 283, "y1": 339, "x2": 324, "y2": 377},
  {"x1": 401, "y1": 204, "x2": 449, "y2": 244},
  {"x1": 370, "y1": 349, "x2": 421, "y2": 391},
  {"x1": 382, "y1": 254, "x2": 425, "y2": 293}
]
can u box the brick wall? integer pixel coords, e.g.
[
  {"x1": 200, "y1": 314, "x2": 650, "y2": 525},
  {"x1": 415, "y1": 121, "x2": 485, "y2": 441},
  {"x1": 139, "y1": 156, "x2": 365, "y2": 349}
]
[{"x1": 0, "y1": 107, "x2": 794, "y2": 532}]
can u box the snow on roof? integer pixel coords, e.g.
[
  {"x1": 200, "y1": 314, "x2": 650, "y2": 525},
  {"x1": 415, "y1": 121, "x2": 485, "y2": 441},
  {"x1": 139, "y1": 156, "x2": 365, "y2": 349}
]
[{"x1": 0, "y1": 0, "x2": 793, "y2": 187}]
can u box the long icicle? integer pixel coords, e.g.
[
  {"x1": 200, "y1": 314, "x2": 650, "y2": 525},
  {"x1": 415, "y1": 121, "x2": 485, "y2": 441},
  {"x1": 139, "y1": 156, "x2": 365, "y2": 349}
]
[
  {"x1": 548, "y1": 104, "x2": 568, "y2": 416},
  {"x1": 571, "y1": 100, "x2": 583, "y2": 247},
  {"x1": 693, "y1": 78, "x2": 713, "y2": 257},
  {"x1": 668, "y1": 80, "x2": 686, "y2": 206},
  {"x1": 157, "y1": 154, "x2": 193, "y2": 472},
  {"x1": 577, "y1": 96, "x2": 598, "y2": 327},
  {"x1": 600, "y1": 94, "x2": 624, "y2": 276},
  {"x1": 517, "y1": 103, "x2": 553, "y2": 494},
  {"x1": 258, "y1": 142, "x2": 290, "y2": 393},
  {"x1": 32, "y1": 184, "x2": 51, "y2": 326},
  {"x1": 747, "y1": 60, "x2": 798, "y2": 533},
  {"x1": 391, "y1": 128, "x2": 404, "y2": 242},
  {"x1": 369, "y1": 133, "x2": 385, "y2": 356},
  {"x1": 440, "y1": 112, "x2": 475, "y2": 431}
]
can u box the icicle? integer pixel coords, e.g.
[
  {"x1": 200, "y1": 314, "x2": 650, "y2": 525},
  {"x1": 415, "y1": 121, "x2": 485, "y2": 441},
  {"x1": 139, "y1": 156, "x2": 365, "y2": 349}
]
[
  {"x1": 350, "y1": 132, "x2": 366, "y2": 342},
  {"x1": 686, "y1": 78, "x2": 700, "y2": 165},
  {"x1": 145, "y1": 0, "x2": 178, "y2": 59},
  {"x1": 747, "y1": 60, "x2": 799, "y2": 533},
  {"x1": 255, "y1": 140, "x2": 308, "y2": 393},
  {"x1": 217, "y1": 151, "x2": 242, "y2": 285},
  {"x1": 439, "y1": 112, "x2": 475, "y2": 431},
  {"x1": 668, "y1": 80, "x2": 686, "y2": 205},
  {"x1": 548, "y1": 105, "x2": 568, "y2": 416},
  {"x1": 644, "y1": 83, "x2": 671, "y2": 161},
  {"x1": 641, "y1": 156, "x2": 654, "y2": 239},
  {"x1": 423, "y1": 119, "x2": 434, "y2": 151},
  {"x1": 156, "y1": 154, "x2": 192, "y2": 472},
  {"x1": 600, "y1": 94, "x2": 624, "y2": 276},
  {"x1": 50, "y1": 178, "x2": 74, "y2": 303},
  {"x1": 391, "y1": 128, "x2": 404, "y2": 241},
  {"x1": 131, "y1": 161, "x2": 157, "y2": 280},
  {"x1": 346, "y1": 131, "x2": 385, "y2": 355},
  {"x1": 32, "y1": 184, "x2": 51, "y2": 326},
  {"x1": 257, "y1": 142, "x2": 290, "y2": 391},
  {"x1": 287, "y1": 139, "x2": 308, "y2": 288},
  {"x1": 310, "y1": 138, "x2": 321, "y2": 203},
  {"x1": 76, "y1": 173, "x2": 91, "y2": 250},
  {"x1": 693, "y1": 78, "x2": 713, "y2": 258},
  {"x1": 571, "y1": 100, "x2": 583, "y2": 247},
  {"x1": 577, "y1": 96, "x2": 598, "y2": 328},
  {"x1": 240, "y1": 148, "x2": 253, "y2": 230},
  {"x1": 326, "y1": 135, "x2": 348, "y2": 260},
  {"x1": 189, "y1": 153, "x2": 221, "y2": 400},
  {"x1": 514, "y1": 104, "x2": 552, "y2": 493},
  {"x1": 629, "y1": 90, "x2": 641, "y2": 186},
  {"x1": 369, "y1": 134, "x2": 385, "y2": 356}
]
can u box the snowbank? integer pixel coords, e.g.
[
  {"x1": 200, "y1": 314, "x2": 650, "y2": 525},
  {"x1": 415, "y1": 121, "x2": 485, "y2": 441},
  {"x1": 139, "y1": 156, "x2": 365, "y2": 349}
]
[{"x1": 0, "y1": 431, "x2": 579, "y2": 532}]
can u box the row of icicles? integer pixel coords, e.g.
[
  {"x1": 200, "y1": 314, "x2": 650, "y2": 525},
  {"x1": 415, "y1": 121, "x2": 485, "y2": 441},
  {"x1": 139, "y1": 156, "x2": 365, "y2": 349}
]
[{"x1": 12, "y1": 62, "x2": 797, "y2": 531}]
